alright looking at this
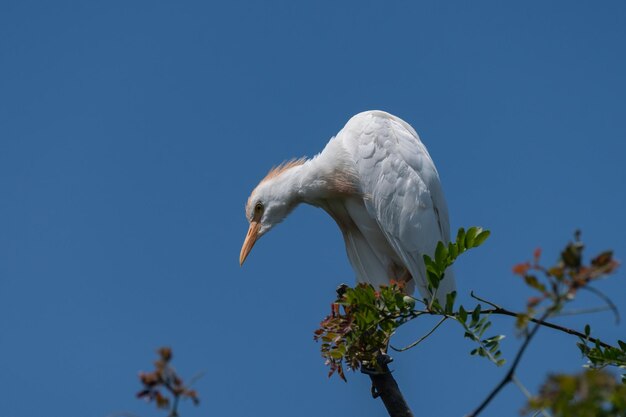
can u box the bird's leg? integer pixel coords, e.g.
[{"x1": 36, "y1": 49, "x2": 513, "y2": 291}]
[
  {"x1": 398, "y1": 269, "x2": 413, "y2": 288},
  {"x1": 388, "y1": 263, "x2": 414, "y2": 294}
]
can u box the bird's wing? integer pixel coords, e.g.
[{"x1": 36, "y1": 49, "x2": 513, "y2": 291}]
[{"x1": 339, "y1": 110, "x2": 454, "y2": 300}]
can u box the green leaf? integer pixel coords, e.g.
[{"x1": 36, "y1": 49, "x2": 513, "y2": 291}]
[
  {"x1": 456, "y1": 228, "x2": 466, "y2": 251},
  {"x1": 448, "y1": 242, "x2": 458, "y2": 261},
  {"x1": 465, "y1": 227, "x2": 480, "y2": 248},
  {"x1": 445, "y1": 291, "x2": 457, "y2": 314},
  {"x1": 478, "y1": 321, "x2": 492, "y2": 337},
  {"x1": 473, "y1": 230, "x2": 491, "y2": 247},
  {"x1": 435, "y1": 242, "x2": 448, "y2": 269},
  {"x1": 329, "y1": 350, "x2": 344, "y2": 359},
  {"x1": 523, "y1": 275, "x2": 546, "y2": 292},
  {"x1": 471, "y1": 305, "x2": 482, "y2": 326},
  {"x1": 458, "y1": 306, "x2": 468, "y2": 323},
  {"x1": 584, "y1": 324, "x2": 591, "y2": 337},
  {"x1": 426, "y1": 269, "x2": 440, "y2": 290}
]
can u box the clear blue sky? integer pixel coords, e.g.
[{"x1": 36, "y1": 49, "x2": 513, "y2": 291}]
[{"x1": 1, "y1": 1, "x2": 625, "y2": 416}]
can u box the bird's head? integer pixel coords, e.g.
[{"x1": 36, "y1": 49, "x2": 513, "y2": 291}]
[{"x1": 239, "y1": 160, "x2": 305, "y2": 266}]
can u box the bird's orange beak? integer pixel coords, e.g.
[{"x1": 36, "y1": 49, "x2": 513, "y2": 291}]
[{"x1": 239, "y1": 221, "x2": 261, "y2": 266}]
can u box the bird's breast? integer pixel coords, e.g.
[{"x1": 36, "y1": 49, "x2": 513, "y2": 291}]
[{"x1": 321, "y1": 197, "x2": 403, "y2": 283}]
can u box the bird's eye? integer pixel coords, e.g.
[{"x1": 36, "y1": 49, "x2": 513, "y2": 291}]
[{"x1": 254, "y1": 203, "x2": 263, "y2": 213}]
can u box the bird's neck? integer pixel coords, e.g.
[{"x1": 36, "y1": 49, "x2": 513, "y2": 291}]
[{"x1": 270, "y1": 157, "x2": 356, "y2": 207}]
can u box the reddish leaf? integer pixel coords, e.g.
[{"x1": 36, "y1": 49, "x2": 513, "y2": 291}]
[
  {"x1": 158, "y1": 347, "x2": 172, "y2": 362},
  {"x1": 527, "y1": 296, "x2": 543, "y2": 308},
  {"x1": 513, "y1": 262, "x2": 531, "y2": 276},
  {"x1": 591, "y1": 251, "x2": 613, "y2": 267},
  {"x1": 155, "y1": 392, "x2": 169, "y2": 409}
]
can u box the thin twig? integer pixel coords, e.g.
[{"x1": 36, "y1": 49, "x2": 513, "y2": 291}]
[
  {"x1": 186, "y1": 370, "x2": 206, "y2": 388},
  {"x1": 413, "y1": 299, "x2": 614, "y2": 349},
  {"x1": 460, "y1": 292, "x2": 615, "y2": 348},
  {"x1": 511, "y1": 375, "x2": 552, "y2": 417},
  {"x1": 162, "y1": 380, "x2": 181, "y2": 417},
  {"x1": 391, "y1": 316, "x2": 449, "y2": 352},
  {"x1": 479, "y1": 308, "x2": 614, "y2": 349},
  {"x1": 467, "y1": 309, "x2": 553, "y2": 417},
  {"x1": 554, "y1": 306, "x2": 612, "y2": 317},
  {"x1": 581, "y1": 286, "x2": 620, "y2": 324},
  {"x1": 470, "y1": 291, "x2": 502, "y2": 309},
  {"x1": 169, "y1": 394, "x2": 180, "y2": 417}
]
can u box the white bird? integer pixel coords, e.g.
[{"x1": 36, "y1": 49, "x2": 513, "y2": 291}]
[{"x1": 240, "y1": 110, "x2": 454, "y2": 301}]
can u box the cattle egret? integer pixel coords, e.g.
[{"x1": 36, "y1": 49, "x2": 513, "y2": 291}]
[{"x1": 240, "y1": 110, "x2": 454, "y2": 301}]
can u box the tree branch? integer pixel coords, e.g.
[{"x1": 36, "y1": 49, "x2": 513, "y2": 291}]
[
  {"x1": 366, "y1": 355, "x2": 414, "y2": 417},
  {"x1": 480, "y1": 307, "x2": 613, "y2": 349},
  {"x1": 470, "y1": 290, "x2": 614, "y2": 349}
]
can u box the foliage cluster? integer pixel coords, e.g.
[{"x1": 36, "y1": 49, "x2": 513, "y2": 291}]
[
  {"x1": 511, "y1": 233, "x2": 626, "y2": 382},
  {"x1": 314, "y1": 282, "x2": 416, "y2": 380},
  {"x1": 314, "y1": 227, "x2": 504, "y2": 379},
  {"x1": 524, "y1": 369, "x2": 626, "y2": 417},
  {"x1": 137, "y1": 347, "x2": 199, "y2": 417},
  {"x1": 314, "y1": 227, "x2": 625, "y2": 417},
  {"x1": 512, "y1": 231, "x2": 619, "y2": 332}
]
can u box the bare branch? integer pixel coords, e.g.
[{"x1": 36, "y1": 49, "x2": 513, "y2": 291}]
[
  {"x1": 479, "y1": 307, "x2": 614, "y2": 349},
  {"x1": 391, "y1": 316, "x2": 449, "y2": 352}
]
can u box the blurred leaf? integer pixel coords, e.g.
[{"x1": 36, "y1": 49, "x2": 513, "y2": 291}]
[
  {"x1": 591, "y1": 251, "x2": 613, "y2": 268},
  {"x1": 523, "y1": 275, "x2": 546, "y2": 292},
  {"x1": 524, "y1": 370, "x2": 626, "y2": 417},
  {"x1": 513, "y1": 263, "x2": 531, "y2": 276},
  {"x1": 533, "y1": 248, "x2": 542, "y2": 262},
  {"x1": 561, "y1": 241, "x2": 583, "y2": 269}
]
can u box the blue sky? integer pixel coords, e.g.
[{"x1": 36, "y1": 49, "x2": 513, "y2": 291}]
[{"x1": 1, "y1": 1, "x2": 625, "y2": 416}]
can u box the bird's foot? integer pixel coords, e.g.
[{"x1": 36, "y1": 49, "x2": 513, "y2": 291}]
[
  {"x1": 377, "y1": 353, "x2": 393, "y2": 366},
  {"x1": 335, "y1": 283, "x2": 349, "y2": 299},
  {"x1": 360, "y1": 354, "x2": 393, "y2": 376}
]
